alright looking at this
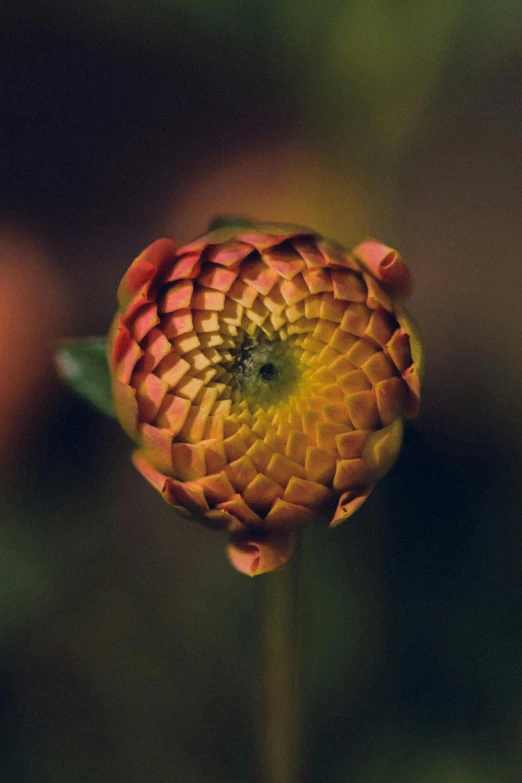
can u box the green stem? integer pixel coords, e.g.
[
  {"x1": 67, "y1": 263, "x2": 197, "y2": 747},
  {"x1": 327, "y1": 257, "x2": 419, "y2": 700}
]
[{"x1": 256, "y1": 541, "x2": 302, "y2": 783}]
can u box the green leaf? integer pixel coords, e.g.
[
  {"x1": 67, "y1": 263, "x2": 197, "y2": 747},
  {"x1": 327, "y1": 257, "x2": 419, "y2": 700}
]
[
  {"x1": 207, "y1": 215, "x2": 255, "y2": 232},
  {"x1": 55, "y1": 337, "x2": 115, "y2": 417}
]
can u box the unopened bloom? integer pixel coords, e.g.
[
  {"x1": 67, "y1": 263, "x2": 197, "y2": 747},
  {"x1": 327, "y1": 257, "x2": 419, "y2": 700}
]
[{"x1": 108, "y1": 222, "x2": 423, "y2": 576}]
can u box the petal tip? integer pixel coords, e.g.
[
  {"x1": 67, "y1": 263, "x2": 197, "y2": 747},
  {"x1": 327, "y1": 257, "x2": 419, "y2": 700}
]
[
  {"x1": 352, "y1": 239, "x2": 412, "y2": 299},
  {"x1": 227, "y1": 530, "x2": 297, "y2": 576}
]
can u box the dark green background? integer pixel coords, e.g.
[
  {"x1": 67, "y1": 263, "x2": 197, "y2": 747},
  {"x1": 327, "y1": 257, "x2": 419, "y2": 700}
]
[{"x1": 2, "y1": 1, "x2": 522, "y2": 780}]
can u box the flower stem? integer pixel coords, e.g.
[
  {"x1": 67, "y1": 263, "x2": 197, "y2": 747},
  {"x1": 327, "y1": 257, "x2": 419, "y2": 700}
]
[{"x1": 256, "y1": 540, "x2": 302, "y2": 783}]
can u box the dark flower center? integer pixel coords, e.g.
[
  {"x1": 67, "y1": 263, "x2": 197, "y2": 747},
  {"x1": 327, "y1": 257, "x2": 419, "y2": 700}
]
[
  {"x1": 228, "y1": 336, "x2": 300, "y2": 409},
  {"x1": 259, "y1": 363, "x2": 276, "y2": 381}
]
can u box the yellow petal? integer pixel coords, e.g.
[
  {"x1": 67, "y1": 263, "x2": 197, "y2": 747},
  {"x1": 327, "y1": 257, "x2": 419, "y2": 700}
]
[{"x1": 362, "y1": 417, "x2": 404, "y2": 479}]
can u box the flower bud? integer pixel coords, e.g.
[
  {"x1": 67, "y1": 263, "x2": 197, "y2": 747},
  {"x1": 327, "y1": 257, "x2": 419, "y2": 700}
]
[{"x1": 107, "y1": 222, "x2": 423, "y2": 576}]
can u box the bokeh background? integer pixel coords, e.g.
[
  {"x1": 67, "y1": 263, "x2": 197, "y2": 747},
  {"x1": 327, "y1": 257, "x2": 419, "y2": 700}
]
[{"x1": 2, "y1": 1, "x2": 522, "y2": 781}]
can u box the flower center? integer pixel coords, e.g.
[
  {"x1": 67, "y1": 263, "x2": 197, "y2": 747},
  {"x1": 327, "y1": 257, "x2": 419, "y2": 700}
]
[
  {"x1": 228, "y1": 336, "x2": 301, "y2": 410},
  {"x1": 259, "y1": 363, "x2": 276, "y2": 380}
]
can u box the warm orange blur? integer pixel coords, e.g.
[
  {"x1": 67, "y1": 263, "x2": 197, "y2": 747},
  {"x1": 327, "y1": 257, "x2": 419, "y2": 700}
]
[
  {"x1": 0, "y1": 227, "x2": 70, "y2": 468},
  {"x1": 165, "y1": 140, "x2": 373, "y2": 248}
]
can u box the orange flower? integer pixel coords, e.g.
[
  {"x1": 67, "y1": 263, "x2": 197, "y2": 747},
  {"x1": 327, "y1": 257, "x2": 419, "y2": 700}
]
[{"x1": 107, "y1": 222, "x2": 423, "y2": 576}]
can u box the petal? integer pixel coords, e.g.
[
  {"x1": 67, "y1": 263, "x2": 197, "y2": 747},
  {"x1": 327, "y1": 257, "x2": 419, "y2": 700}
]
[
  {"x1": 352, "y1": 239, "x2": 411, "y2": 299},
  {"x1": 217, "y1": 494, "x2": 263, "y2": 526},
  {"x1": 171, "y1": 442, "x2": 207, "y2": 481},
  {"x1": 264, "y1": 499, "x2": 317, "y2": 526},
  {"x1": 317, "y1": 238, "x2": 361, "y2": 271},
  {"x1": 201, "y1": 509, "x2": 235, "y2": 530},
  {"x1": 137, "y1": 327, "x2": 172, "y2": 373},
  {"x1": 395, "y1": 303, "x2": 425, "y2": 379},
  {"x1": 109, "y1": 322, "x2": 143, "y2": 382},
  {"x1": 132, "y1": 448, "x2": 169, "y2": 493},
  {"x1": 138, "y1": 422, "x2": 174, "y2": 475},
  {"x1": 132, "y1": 372, "x2": 168, "y2": 422},
  {"x1": 227, "y1": 529, "x2": 297, "y2": 577},
  {"x1": 362, "y1": 272, "x2": 394, "y2": 312},
  {"x1": 197, "y1": 472, "x2": 236, "y2": 505},
  {"x1": 162, "y1": 253, "x2": 201, "y2": 283},
  {"x1": 239, "y1": 256, "x2": 280, "y2": 295},
  {"x1": 242, "y1": 474, "x2": 284, "y2": 514},
  {"x1": 163, "y1": 478, "x2": 209, "y2": 515},
  {"x1": 291, "y1": 237, "x2": 327, "y2": 268},
  {"x1": 362, "y1": 417, "x2": 404, "y2": 479},
  {"x1": 283, "y1": 476, "x2": 335, "y2": 511},
  {"x1": 117, "y1": 238, "x2": 178, "y2": 317},
  {"x1": 332, "y1": 458, "x2": 373, "y2": 492},
  {"x1": 238, "y1": 228, "x2": 308, "y2": 253},
  {"x1": 198, "y1": 262, "x2": 239, "y2": 291},
  {"x1": 155, "y1": 394, "x2": 192, "y2": 435},
  {"x1": 375, "y1": 377, "x2": 410, "y2": 425},
  {"x1": 402, "y1": 364, "x2": 421, "y2": 418},
  {"x1": 112, "y1": 379, "x2": 138, "y2": 438},
  {"x1": 207, "y1": 241, "x2": 254, "y2": 268},
  {"x1": 329, "y1": 487, "x2": 374, "y2": 528},
  {"x1": 262, "y1": 246, "x2": 306, "y2": 280},
  {"x1": 128, "y1": 302, "x2": 159, "y2": 343},
  {"x1": 177, "y1": 225, "x2": 244, "y2": 255},
  {"x1": 158, "y1": 280, "x2": 193, "y2": 313}
]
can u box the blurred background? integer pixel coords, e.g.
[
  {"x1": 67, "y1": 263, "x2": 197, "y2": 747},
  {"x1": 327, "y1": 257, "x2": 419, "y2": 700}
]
[{"x1": 2, "y1": 1, "x2": 522, "y2": 781}]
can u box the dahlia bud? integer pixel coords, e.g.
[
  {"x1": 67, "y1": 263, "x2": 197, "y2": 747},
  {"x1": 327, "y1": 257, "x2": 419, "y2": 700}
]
[{"x1": 107, "y1": 222, "x2": 423, "y2": 576}]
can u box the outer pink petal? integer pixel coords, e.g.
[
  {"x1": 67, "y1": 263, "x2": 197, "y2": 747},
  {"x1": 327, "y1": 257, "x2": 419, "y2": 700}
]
[
  {"x1": 329, "y1": 487, "x2": 374, "y2": 528},
  {"x1": 395, "y1": 304, "x2": 425, "y2": 378},
  {"x1": 132, "y1": 451, "x2": 221, "y2": 526},
  {"x1": 227, "y1": 528, "x2": 297, "y2": 577},
  {"x1": 109, "y1": 322, "x2": 143, "y2": 383},
  {"x1": 128, "y1": 302, "x2": 159, "y2": 343},
  {"x1": 237, "y1": 224, "x2": 314, "y2": 251},
  {"x1": 117, "y1": 238, "x2": 178, "y2": 318},
  {"x1": 317, "y1": 238, "x2": 361, "y2": 271},
  {"x1": 163, "y1": 478, "x2": 210, "y2": 515},
  {"x1": 138, "y1": 422, "x2": 174, "y2": 475},
  {"x1": 132, "y1": 448, "x2": 169, "y2": 493},
  {"x1": 207, "y1": 241, "x2": 253, "y2": 268},
  {"x1": 352, "y1": 239, "x2": 411, "y2": 299},
  {"x1": 177, "y1": 226, "x2": 245, "y2": 256},
  {"x1": 162, "y1": 253, "x2": 202, "y2": 283}
]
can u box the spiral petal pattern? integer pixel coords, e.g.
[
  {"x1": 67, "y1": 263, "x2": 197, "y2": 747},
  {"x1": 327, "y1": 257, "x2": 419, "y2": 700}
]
[{"x1": 108, "y1": 223, "x2": 423, "y2": 575}]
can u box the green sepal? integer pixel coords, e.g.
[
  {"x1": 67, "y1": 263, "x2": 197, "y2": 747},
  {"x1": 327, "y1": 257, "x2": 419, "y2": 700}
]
[
  {"x1": 207, "y1": 215, "x2": 255, "y2": 232},
  {"x1": 55, "y1": 337, "x2": 115, "y2": 417}
]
